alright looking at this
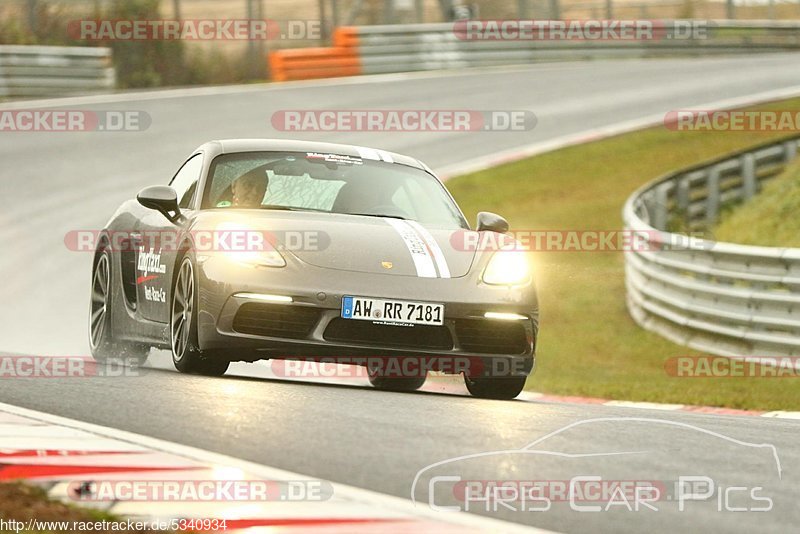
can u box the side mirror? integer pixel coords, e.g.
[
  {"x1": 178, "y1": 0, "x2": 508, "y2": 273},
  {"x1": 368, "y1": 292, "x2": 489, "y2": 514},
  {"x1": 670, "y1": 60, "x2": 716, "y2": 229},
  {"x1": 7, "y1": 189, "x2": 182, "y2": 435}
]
[
  {"x1": 137, "y1": 186, "x2": 180, "y2": 221},
  {"x1": 476, "y1": 211, "x2": 509, "y2": 234}
]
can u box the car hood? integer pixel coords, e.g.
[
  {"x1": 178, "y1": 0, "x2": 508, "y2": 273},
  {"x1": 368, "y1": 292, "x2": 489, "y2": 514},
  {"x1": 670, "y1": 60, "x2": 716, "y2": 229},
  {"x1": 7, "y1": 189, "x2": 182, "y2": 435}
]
[{"x1": 195, "y1": 210, "x2": 476, "y2": 278}]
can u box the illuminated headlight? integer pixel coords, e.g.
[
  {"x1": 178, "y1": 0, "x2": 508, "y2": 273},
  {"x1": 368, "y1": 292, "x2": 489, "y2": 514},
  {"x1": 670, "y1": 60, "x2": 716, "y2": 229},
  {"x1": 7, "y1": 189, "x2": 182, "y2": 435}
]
[
  {"x1": 214, "y1": 222, "x2": 286, "y2": 267},
  {"x1": 482, "y1": 251, "x2": 530, "y2": 286},
  {"x1": 224, "y1": 248, "x2": 286, "y2": 267}
]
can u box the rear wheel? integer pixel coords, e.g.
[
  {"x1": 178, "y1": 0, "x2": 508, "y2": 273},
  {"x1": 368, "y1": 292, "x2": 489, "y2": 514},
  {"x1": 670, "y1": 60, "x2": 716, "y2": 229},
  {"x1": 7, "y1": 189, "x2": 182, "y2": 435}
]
[
  {"x1": 464, "y1": 375, "x2": 526, "y2": 400},
  {"x1": 171, "y1": 256, "x2": 229, "y2": 376},
  {"x1": 89, "y1": 249, "x2": 150, "y2": 365},
  {"x1": 367, "y1": 367, "x2": 426, "y2": 392}
]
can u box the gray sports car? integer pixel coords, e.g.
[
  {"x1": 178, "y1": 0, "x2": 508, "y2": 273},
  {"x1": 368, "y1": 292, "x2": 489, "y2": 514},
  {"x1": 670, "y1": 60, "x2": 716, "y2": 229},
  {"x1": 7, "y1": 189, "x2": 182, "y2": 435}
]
[{"x1": 89, "y1": 139, "x2": 538, "y2": 399}]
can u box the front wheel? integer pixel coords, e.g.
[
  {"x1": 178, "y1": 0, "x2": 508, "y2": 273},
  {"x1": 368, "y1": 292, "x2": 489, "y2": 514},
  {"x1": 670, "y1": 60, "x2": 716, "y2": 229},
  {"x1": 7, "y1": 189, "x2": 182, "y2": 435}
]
[
  {"x1": 89, "y1": 249, "x2": 149, "y2": 365},
  {"x1": 464, "y1": 375, "x2": 526, "y2": 400},
  {"x1": 171, "y1": 256, "x2": 229, "y2": 377}
]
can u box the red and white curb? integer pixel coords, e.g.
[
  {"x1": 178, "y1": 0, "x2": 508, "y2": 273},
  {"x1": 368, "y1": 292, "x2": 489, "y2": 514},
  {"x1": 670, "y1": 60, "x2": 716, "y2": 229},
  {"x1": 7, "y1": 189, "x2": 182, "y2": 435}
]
[
  {"x1": 518, "y1": 392, "x2": 800, "y2": 419},
  {"x1": 0, "y1": 402, "x2": 549, "y2": 533}
]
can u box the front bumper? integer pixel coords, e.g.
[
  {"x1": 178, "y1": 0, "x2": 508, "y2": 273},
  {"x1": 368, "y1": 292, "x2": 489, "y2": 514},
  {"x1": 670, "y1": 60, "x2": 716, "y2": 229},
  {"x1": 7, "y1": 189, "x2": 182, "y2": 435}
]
[{"x1": 195, "y1": 255, "x2": 539, "y2": 378}]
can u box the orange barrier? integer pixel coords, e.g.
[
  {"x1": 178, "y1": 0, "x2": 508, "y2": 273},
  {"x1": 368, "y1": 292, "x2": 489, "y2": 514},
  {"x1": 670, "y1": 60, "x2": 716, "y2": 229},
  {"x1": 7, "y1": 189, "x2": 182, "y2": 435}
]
[{"x1": 269, "y1": 27, "x2": 361, "y2": 82}]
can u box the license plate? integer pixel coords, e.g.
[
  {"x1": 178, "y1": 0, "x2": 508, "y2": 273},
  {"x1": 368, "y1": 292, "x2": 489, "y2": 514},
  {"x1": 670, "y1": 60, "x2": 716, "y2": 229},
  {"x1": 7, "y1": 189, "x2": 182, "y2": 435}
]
[{"x1": 341, "y1": 296, "x2": 444, "y2": 326}]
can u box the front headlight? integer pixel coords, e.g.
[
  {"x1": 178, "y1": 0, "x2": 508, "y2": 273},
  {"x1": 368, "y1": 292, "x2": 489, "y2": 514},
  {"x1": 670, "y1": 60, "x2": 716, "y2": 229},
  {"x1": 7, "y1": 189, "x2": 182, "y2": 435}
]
[
  {"x1": 214, "y1": 222, "x2": 286, "y2": 267},
  {"x1": 224, "y1": 248, "x2": 286, "y2": 267},
  {"x1": 482, "y1": 250, "x2": 530, "y2": 285}
]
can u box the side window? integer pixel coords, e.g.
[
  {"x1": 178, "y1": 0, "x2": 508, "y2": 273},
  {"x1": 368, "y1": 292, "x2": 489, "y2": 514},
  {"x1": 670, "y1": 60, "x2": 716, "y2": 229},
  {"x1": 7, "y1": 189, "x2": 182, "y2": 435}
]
[{"x1": 170, "y1": 154, "x2": 203, "y2": 209}]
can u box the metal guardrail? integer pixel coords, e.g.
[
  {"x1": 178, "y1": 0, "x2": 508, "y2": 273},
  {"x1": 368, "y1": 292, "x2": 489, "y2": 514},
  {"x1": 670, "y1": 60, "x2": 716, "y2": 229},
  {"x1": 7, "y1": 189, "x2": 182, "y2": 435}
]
[
  {"x1": 623, "y1": 135, "x2": 800, "y2": 358},
  {"x1": 270, "y1": 20, "x2": 800, "y2": 81},
  {"x1": 353, "y1": 20, "x2": 800, "y2": 74},
  {"x1": 0, "y1": 45, "x2": 115, "y2": 98}
]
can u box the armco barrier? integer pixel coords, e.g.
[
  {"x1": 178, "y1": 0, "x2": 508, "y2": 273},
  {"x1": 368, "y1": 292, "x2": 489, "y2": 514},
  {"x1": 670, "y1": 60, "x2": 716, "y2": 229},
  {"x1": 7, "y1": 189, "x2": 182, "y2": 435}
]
[
  {"x1": 623, "y1": 135, "x2": 800, "y2": 358},
  {"x1": 0, "y1": 45, "x2": 115, "y2": 98},
  {"x1": 269, "y1": 20, "x2": 800, "y2": 81}
]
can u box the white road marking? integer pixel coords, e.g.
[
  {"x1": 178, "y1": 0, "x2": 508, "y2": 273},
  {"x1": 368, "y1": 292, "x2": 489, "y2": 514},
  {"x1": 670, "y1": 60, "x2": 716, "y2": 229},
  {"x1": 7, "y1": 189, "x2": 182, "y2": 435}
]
[
  {"x1": 0, "y1": 401, "x2": 552, "y2": 533},
  {"x1": 603, "y1": 400, "x2": 685, "y2": 411},
  {"x1": 761, "y1": 411, "x2": 800, "y2": 419}
]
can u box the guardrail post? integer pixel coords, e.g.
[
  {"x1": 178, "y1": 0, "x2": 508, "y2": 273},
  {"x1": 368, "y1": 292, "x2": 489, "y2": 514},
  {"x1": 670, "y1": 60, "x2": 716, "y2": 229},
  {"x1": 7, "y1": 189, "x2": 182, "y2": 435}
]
[
  {"x1": 653, "y1": 183, "x2": 670, "y2": 230},
  {"x1": 742, "y1": 153, "x2": 757, "y2": 200},
  {"x1": 726, "y1": 0, "x2": 736, "y2": 19},
  {"x1": 784, "y1": 140, "x2": 798, "y2": 163},
  {"x1": 706, "y1": 166, "x2": 721, "y2": 225},
  {"x1": 518, "y1": 0, "x2": 529, "y2": 18},
  {"x1": 676, "y1": 177, "x2": 690, "y2": 221},
  {"x1": 549, "y1": 0, "x2": 561, "y2": 19},
  {"x1": 27, "y1": 0, "x2": 38, "y2": 33}
]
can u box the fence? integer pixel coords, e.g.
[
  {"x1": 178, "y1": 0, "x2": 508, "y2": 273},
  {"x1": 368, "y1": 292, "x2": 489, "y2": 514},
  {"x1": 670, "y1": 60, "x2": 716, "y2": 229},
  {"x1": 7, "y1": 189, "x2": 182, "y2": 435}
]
[
  {"x1": 623, "y1": 135, "x2": 800, "y2": 358},
  {"x1": 0, "y1": 45, "x2": 115, "y2": 98},
  {"x1": 269, "y1": 20, "x2": 800, "y2": 80}
]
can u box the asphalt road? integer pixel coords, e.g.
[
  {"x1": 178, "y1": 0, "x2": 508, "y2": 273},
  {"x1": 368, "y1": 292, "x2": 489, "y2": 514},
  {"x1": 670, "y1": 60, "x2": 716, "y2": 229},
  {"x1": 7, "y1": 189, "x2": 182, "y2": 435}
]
[{"x1": 1, "y1": 55, "x2": 800, "y2": 533}]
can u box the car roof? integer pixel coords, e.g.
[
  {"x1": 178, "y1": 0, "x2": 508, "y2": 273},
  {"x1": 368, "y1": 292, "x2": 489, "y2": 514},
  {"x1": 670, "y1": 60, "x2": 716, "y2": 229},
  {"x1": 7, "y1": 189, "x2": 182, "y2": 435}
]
[{"x1": 196, "y1": 139, "x2": 430, "y2": 173}]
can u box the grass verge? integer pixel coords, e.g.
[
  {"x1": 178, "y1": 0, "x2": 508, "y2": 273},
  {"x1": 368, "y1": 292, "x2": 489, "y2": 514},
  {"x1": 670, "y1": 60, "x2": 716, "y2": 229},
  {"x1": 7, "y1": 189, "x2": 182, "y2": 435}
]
[
  {"x1": 714, "y1": 158, "x2": 800, "y2": 247},
  {"x1": 447, "y1": 97, "x2": 800, "y2": 411},
  {"x1": 0, "y1": 482, "x2": 155, "y2": 533}
]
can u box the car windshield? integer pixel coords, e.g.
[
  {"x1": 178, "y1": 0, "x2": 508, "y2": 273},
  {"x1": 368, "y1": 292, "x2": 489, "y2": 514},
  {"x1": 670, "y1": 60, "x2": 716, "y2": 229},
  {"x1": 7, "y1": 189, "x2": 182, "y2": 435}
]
[{"x1": 203, "y1": 151, "x2": 468, "y2": 229}]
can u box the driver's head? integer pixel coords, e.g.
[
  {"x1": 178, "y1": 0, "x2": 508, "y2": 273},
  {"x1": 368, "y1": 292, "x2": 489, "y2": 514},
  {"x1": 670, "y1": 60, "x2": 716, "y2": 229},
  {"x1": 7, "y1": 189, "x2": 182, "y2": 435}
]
[{"x1": 232, "y1": 171, "x2": 268, "y2": 208}]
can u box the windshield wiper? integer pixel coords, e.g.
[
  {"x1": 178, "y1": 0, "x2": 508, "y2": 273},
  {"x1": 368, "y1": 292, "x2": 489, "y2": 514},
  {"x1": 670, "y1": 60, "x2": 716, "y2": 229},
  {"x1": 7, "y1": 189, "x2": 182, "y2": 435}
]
[
  {"x1": 260, "y1": 205, "x2": 329, "y2": 213},
  {"x1": 345, "y1": 212, "x2": 408, "y2": 220}
]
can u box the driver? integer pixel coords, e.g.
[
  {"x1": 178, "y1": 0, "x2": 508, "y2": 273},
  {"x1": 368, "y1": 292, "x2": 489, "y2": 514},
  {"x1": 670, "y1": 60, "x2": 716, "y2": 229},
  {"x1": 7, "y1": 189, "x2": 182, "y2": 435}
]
[{"x1": 231, "y1": 170, "x2": 268, "y2": 208}]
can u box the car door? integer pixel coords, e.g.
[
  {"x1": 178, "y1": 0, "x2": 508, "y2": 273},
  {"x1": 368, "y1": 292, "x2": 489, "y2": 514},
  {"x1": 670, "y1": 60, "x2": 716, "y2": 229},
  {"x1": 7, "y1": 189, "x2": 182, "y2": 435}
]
[{"x1": 135, "y1": 153, "x2": 203, "y2": 323}]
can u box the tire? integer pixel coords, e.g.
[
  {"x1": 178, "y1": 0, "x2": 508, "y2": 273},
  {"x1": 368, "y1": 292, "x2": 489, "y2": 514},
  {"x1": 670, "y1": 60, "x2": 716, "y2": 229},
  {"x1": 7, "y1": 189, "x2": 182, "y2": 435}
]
[
  {"x1": 89, "y1": 248, "x2": 150, "y2": 365},
  {"x1": 170, "y1": 255, "x2": 229, "y2": 377},
  {"x1": 464, "y1": 375, "x2": 527, "y2": 400},
  {"x1": 367, "y1": 367, "x2": 426, "y2": 392}
]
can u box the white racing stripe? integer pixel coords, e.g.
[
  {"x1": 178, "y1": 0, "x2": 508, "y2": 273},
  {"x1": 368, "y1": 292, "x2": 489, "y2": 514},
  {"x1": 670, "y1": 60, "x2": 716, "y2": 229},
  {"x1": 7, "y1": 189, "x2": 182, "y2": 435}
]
[
  {"x1": 406, "y1": 220, "x2": 451, "y2": 278},
  {"x1": 384, "y1": 218, "x2": 437, "y2": 278},
  {"x1": 357, "y1": 146, "x2": 395, "y2": 163},
  {"x1": 377, "y1": 150, "x2": 394, "y2": 163},
  {"x1": 356, "y1": 146, "x2": 381, "y2": 161}
]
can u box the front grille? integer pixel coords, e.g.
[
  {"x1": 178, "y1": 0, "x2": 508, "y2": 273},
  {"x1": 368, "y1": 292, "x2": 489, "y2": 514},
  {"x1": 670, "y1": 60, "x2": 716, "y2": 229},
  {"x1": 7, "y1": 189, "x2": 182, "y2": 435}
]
[
  {"x1": 323, "y1": 318, "x2": 453, "y2": 350},
  {"x1": 455, "y1": 319, "x2": 528, "y2": 354},
  {"x1": 232, "y1": 303, "x2": 320, "y2": 339}
]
